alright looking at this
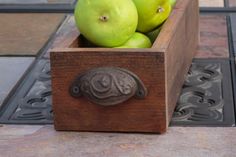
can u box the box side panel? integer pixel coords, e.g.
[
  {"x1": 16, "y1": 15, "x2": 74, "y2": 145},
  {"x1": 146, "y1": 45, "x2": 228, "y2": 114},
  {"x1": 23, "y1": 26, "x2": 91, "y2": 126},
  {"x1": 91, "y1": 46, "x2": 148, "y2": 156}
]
[
  {"x1": 153, "y1": 0, "x2": 191, "y2": 51},
  {"x1": 165, "y1": 0, "x2": 199, "y2": 123},
  {"x1": 51, "y1": 51, "x2": 166, "y2": 133}
]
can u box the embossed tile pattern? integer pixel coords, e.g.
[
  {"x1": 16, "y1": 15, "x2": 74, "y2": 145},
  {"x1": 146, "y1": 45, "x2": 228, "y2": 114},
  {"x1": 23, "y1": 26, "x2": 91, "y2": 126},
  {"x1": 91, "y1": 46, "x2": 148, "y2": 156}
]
[
  {"x1": 171, "y1": 59, "x2": 235, "y2": 126},
  {"x1": 0, "y1": 59, "x2": 52, "y2": 124},
  {"x1": 195, "y1": 15, "x2": 229, "y2": 58},
  {"x1": 0, "y1": 14, "x2": 65, "y2": 55},
  {"x1": 0, "y1": 57, "x2": 34, "y2": 107}
]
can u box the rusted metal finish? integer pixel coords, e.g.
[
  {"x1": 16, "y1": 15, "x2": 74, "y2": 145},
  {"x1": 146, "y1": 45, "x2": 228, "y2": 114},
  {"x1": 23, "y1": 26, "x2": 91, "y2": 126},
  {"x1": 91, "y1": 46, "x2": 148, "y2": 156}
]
[{"x1": 70, "y1": 67, "x2": 147, "y2": 106}]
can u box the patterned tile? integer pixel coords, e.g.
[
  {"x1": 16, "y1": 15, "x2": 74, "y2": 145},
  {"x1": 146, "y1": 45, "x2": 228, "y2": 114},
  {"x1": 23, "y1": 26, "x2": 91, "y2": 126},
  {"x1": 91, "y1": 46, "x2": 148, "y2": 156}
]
[
  {"x1": 0, "y1": 59, "x2": 52, "y2": 124},
  {"x1": 171, "y1": 59, "x2": 235, "y2": 126},
  {"x1": 0, "y1": 57, "x2": 34, "y2": 107},
  {"x1": 195, "y1": 15, "x2": 229, "y2": 58},
  {"x1": 0, "y1": 14, "x2": 65, "y2": 56}
]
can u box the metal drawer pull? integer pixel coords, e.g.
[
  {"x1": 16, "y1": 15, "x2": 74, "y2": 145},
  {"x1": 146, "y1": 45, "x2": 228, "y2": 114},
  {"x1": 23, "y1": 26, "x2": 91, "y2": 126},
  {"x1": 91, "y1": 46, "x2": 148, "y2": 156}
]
[{"x1": 69, "y1": 67, "x2": 147, "y2": 106}]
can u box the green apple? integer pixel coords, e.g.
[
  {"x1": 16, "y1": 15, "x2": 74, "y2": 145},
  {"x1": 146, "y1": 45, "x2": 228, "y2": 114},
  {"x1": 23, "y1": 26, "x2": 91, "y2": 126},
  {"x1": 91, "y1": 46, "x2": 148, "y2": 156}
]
[
  {"x1": 169, "y1": 0, "x2": 176, "y2": 8},
  {"x1": 146, "y1": 26, "x2": 162, "y2": 43},
  {"x1": 115, "y1": 32, "x2": 152, "y2": 48},
  {"x1": 74, "y1": 0, "x2": 138, "y2": 47},
  {"x1": 132, "y1": 0, "x2": 171, "y2": 33}
]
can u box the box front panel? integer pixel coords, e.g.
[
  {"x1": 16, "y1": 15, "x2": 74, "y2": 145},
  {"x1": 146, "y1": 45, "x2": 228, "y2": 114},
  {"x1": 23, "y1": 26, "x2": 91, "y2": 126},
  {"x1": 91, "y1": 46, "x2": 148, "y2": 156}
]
[{"x1": 51, "y1": 51, "x2": 166, "y2": 133}]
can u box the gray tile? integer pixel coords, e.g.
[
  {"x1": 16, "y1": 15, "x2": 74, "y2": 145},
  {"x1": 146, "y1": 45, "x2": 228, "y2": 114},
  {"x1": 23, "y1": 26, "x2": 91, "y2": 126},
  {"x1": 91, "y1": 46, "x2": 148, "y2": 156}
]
[{"x1": 0, "y1": 57, "x2": 34, "y2": 107}]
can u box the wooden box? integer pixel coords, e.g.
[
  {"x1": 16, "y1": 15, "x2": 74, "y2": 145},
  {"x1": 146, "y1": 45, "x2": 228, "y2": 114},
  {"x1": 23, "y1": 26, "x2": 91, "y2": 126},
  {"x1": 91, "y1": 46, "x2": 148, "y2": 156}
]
[{"x1": 50, "y1": 0, "x2": 199, "y2": 134}]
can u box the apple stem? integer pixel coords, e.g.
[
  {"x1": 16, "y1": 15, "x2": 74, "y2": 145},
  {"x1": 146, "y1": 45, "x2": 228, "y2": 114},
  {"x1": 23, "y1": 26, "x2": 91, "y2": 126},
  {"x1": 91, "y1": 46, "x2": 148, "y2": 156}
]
[
  {"x1": 99, "y1": 15, "x2": 109, "y2": 22},
  {"x1": 157, "y1": 6, "x2": 164, "y2": 13}
]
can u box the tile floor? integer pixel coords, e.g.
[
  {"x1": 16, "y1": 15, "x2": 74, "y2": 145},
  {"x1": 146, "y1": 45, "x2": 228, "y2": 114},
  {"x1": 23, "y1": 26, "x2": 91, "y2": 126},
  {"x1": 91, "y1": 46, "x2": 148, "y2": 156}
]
[
  {"x1": 0, "y1": 13, "x2": 65, "y2": 55},
  {"x1": 199, "y1": 0, "x2": 224, "y2": 7},
  {"x1": 0, "y1": 57, "x2": 34, "y2": 107},
  {"x1": 0, "y1": 1, "x2": 236, "y2": 157}
]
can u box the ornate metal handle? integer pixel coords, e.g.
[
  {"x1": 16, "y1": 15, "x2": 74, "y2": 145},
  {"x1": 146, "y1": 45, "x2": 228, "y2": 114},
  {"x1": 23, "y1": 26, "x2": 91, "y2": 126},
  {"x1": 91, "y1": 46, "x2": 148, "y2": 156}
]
[{"x1": 69, "y1": 67, "x2": 147, "y2": 106}]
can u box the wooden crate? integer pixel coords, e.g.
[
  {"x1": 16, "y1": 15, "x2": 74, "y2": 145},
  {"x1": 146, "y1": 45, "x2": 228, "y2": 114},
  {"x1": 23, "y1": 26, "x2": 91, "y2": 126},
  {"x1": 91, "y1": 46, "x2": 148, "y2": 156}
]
[{"x1": 50, "y1": 0, "x2": 199, "y2": 134}]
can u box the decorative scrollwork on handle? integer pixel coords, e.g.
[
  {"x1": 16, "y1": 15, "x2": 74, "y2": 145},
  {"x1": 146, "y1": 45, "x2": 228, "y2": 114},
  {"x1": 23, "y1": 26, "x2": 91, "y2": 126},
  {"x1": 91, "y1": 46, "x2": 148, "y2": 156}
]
[{"x1": 69, "y1": 67, "x2": 147, "y2": 106}]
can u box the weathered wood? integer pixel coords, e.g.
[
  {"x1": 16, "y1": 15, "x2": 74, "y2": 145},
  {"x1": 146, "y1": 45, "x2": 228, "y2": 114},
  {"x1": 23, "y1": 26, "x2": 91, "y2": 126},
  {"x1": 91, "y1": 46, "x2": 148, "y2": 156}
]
[
  {"x1": 154, "y1": 0, "x2": 199, "y2": 124},
  {"x1": 50, "y1": 0, "x2": 199, "y2": 133}
]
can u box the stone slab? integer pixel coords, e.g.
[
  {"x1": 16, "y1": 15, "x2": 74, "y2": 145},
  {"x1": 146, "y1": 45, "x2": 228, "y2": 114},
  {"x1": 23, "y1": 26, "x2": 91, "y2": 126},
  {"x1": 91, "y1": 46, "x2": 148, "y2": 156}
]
[
  {"x1": 0, "y1": 14, "x2": 65, "y2": 56},
  {"x1": 195, "y1": 15, "x2": 229, "y2": 58},
  {"x1": 229, "y1": 0, "x2": 236, "y2": 7},
  {"x1": 0, "y1": 57, "x2": 34, "y2": 107},
  {"x1": 199, "y1": 0, "x2": 224, "y2": 7},
  {"x1": 0, "y1": 125, "x2": 236, "y2": 157}
]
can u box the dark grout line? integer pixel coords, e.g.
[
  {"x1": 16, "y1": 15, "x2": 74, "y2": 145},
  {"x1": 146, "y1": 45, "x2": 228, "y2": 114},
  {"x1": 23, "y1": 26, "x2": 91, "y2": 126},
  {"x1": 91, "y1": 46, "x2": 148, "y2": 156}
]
[
  {"x1": 0, "y1": 5, "x2": 235, "y2": 14},
  {"x1": 227, "y1": 15, "x2": 236, "y2": 125},
  {"x1": 200, "y1": 7, "x2": 236, "y2": 13},
  {"x1": 0, "y1": 4, "x2": 75, "y2": 13},
  {"x1": 227, "y1": 16, "x2": 235, "y2": 58},
  {"x1": 224, "y1": 0, "x2": 229, "y2": 8},
  {"x1": 0, "y1": 55, "x2": 36, "y2": 57}
]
